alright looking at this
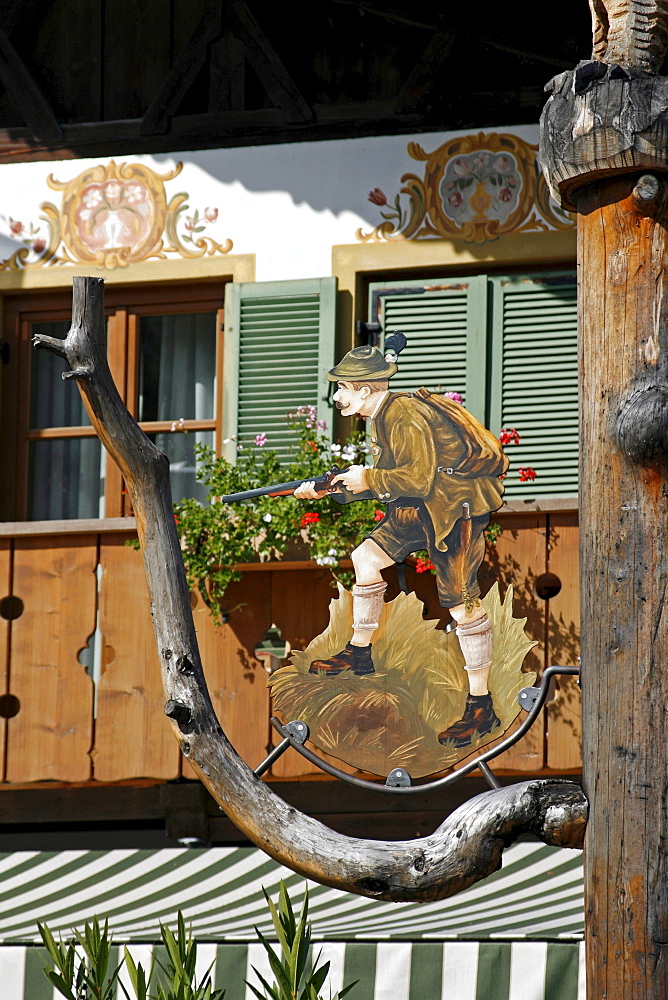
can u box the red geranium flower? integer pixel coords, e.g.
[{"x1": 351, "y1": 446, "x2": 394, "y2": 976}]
[
  {"x1": 374, "y1": 510, "x2": 385, "y2": 522},
  {"x1": 415, "y1": 557, "x2": 435, "y2": 573},
  {"x1": 301, "y1": 512, "x2": 320, "y2": 527},
  {"x1": 518, "y1": 466, "x2": 537, "y2": 482},
  {"x1": 499, "y1": 427, "x2": 521, "y2": 446}
]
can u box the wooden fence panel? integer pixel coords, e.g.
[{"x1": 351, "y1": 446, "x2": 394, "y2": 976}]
[
  {"x1": 93, "y1": 534, "x2": 180, "y2": 781},
  {"x1": 189, "y1": 571, "x2": 273, "y2": 777},
  {"x1": 0, "y1": 512, "x2": 580, "y2": 788},
  {"x1": 5, "y1": 535, "x2": 96, "y2": 782},
  {"x1": 0, "y1": 539, "x2": 11, "y2": 780},
  {"x1": 546, "y1": 513, "x2": 582, "y2": 769},
  {"x1": 269, "y1": 569, "x2": 356, "y2": 779},
  {"x1": 480, "y1": 514, "x2": 548, "y2": 771}
]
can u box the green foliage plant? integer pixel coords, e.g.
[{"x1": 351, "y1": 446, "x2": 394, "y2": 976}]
[
  {"x1": 247, "y1": 881, "x2": 356, "y2": 1000},
  {"x1": 38, "y1": 885, "x2": 354, "y2": 1000},
  {"x1": 174, "y1": 407, "x2": 381, "y2": 623},
  {"x1": 122, "y1": 912, "x2": 224, "y2": 1000},
  {"x1": 40, "y1": 914, "x2": 223, "y2": 1000},
  {"x1": 38, "y1": 916, "x2": 122, "y2": 1000}
]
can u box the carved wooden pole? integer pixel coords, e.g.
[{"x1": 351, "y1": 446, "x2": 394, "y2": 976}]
[
  {"x1": 33, "y1": 276, "x2": 587, "y2": 903},
  {"x1": 541, "y1": 5, "x2": 668, "y2": 995}
]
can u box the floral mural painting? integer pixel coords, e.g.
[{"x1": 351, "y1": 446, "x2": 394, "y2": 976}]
[
  {"x1": 359, "y1": 132, "x2": 575, "y2": 244},
  {"x1": 0, "y1": 161, "x2": 232, "y2": 271}
]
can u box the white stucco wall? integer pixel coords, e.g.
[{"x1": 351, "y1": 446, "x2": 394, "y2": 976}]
[{"x1": 0, "y1": 124, "x2": 544, "y2": 282}]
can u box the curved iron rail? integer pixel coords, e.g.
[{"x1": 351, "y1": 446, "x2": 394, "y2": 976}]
[{"x1": 257, "y1": 665, "x2": 580, "y2": 794}]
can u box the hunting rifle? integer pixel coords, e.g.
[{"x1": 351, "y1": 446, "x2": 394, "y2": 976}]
[{"x1": 219, "y1": 465, "x2": 351, "y2": 503}]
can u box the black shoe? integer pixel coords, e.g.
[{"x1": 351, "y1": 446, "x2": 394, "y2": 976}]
[
  {"x1": 438, "y1": 693, "x2": 500, "y2": 748},
  {"x1": 309, "y1": 642, "x2": 375, "y2": 677}
]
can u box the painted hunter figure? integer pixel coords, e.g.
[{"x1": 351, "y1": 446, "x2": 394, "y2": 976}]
[{"x1": 294, "y1": 340, "x2": 509, "y2": 748}]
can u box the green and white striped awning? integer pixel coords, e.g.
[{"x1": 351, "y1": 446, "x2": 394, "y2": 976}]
[
  {"x1": 1, "y1": 939, "x2": 586, "y2": 1000},
  {"x1": 0, "y1": 843, "x2": 585, "y2": 999}
]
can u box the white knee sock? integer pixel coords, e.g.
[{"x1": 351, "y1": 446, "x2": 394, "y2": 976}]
[
  {"x1": 456, "y1": 613, "x2": 492, "y2": 696},
  {"x1": 351, "y1": 582, "x2": 387, "y2": 645}
]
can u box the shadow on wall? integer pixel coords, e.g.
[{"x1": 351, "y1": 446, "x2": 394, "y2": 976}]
[{"x1": 151, "y1": 132, "x2": 457, "y2": 220}]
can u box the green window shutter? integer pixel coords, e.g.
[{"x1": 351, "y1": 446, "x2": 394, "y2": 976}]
[
  {"x1": 223, "y1": 278, "x2": 337, "y2": 462},
  {"x1": 489, "y1": 272, "x2": 578, "y2": 498},
  {"x1": 367, "y1": 275, "x2": 488, "y2": 423}
]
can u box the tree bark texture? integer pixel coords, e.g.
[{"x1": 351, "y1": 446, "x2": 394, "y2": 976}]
[
  {"x1": 577, "y1": 175, "x2": 668, "y2": 999},
  {"x1": 33, "y1": 276, "x2": 587, "y2": 903}
]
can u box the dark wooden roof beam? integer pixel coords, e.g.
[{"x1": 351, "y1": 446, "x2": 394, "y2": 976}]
[
  {"x1": 209, "y1": 33, "x2": 245, "y2": 113},
  {"x1": 333, "y1": 0, "x2": 575, "y2": 71},
  {"x1": 226, "y1": 0, "x2": 312, "y2": 122},
  {"x1": 395, "y1": 27, "x2": 457, "y2": 114},
  {"x1": 0, "y1": 26, "x2": 63, "y2": 145},
  {"x1": 141, "y1": 14, "x2": 223, "y2": 135}
]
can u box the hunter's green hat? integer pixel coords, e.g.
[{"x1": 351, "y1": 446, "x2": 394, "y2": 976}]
[{"x1": 327, "y1": 346, "x2": 397, "y2": 382}]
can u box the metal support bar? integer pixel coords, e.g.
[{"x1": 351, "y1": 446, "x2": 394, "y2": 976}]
[
  {"x1": 265, "y1": 666, "x2": 579, "y2": 795},
  {"x1": 253, "y1": 720, "x2": 309, "y2": 778},
  {"x1": 478, "y1": 760, "x2": 501, "y2": 789},
  {"x1": 254, "y1": 737, "x2": 291, "y2": 778}
]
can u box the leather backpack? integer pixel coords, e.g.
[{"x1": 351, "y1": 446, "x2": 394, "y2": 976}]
[{"x1": 397, "y1": 387, "x2": 509, "y2": 478}]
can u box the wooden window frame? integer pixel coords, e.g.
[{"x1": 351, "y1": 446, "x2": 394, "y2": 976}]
[{"x1": 2, "y1": 281, "x2": 227, "y2": 521}]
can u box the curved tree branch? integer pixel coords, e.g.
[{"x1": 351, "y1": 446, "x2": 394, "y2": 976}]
[{"x1": 34, "y1": 276, "x2": 588, "y2": 902}]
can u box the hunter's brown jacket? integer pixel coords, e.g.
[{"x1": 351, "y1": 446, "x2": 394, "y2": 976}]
[{"x1": 360, "y1": 390, "x2": 507, "y2": 552}]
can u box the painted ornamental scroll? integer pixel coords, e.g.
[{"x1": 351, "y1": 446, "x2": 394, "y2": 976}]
[
  {"x1": 360, "y1": 132, "x2": 574, "y2": 244},
  {"x1": 0, "y1": 160, "x2": 232, "y2": 271}
]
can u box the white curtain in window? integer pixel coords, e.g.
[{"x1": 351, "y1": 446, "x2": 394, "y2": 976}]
[
  {"x1": 28, "y1": 322, "x2": 103, "y2": 520},
  {"x1": 28, "y1": 438, "x2": 104, "y2": 520},
  {"x1": 139, "y1": 313, "x2": 216, "y2": 505}
]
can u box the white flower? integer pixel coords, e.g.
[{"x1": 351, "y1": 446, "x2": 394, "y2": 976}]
[
  {"x1": 263, "y1": 513, "x2": 272, "y2": 523},
  {"x1": 358, "y1": 443, "x2": 370, "y2": 453},
  {"x1": 327, "y1": 548, "x2": 337, "y2": 556},
  {"x1": 105, "y1": 182, "x2": 121, "y2": 198},
  {"x1": 316, "y1": 555, "x2": 337, "y2": 566},
  {"x1": 79, "y1": 209, "x2": 91, "y2": 221},
  {"x1": 83, "y1": 189, "x2": 103, "y2": 208},
  {"x1": 126, "y1": 184, "x2": 143, "y2": 203},
  {"x1": 330, "y1": 443, "x2": 342, "y2": 453}
]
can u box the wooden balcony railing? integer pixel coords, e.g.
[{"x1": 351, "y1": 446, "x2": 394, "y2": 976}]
[{"x1": 0, "y1": 501, "x2": 581, "y2": 786}]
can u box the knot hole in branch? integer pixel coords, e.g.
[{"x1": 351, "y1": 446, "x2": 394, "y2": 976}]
[{"x1": 617, "y1": 386, "x2": 668, "y2": 466}]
